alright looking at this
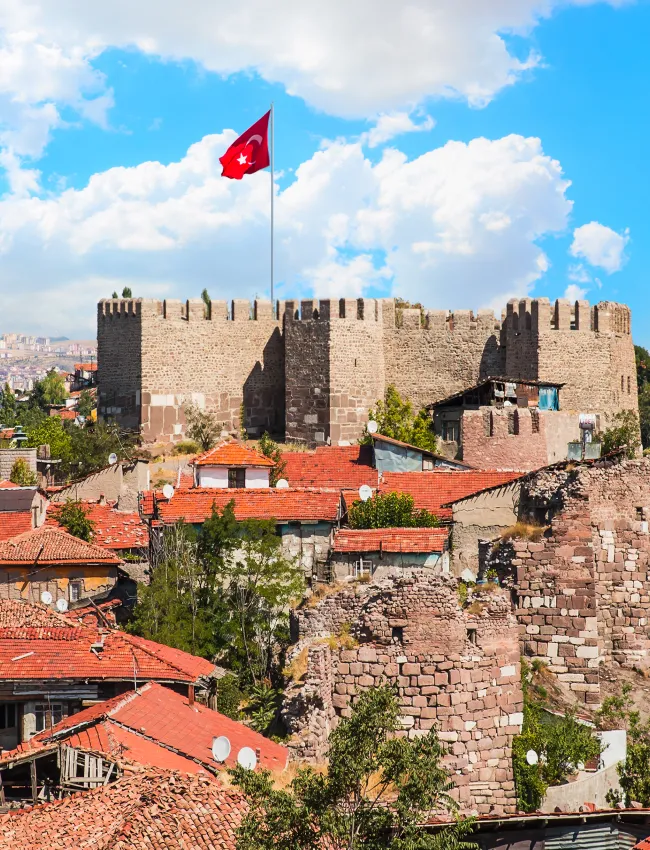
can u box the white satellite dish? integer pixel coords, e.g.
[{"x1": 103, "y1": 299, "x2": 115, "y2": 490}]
[
  {"x1": 212, "y1": 736, "x2": 231, "y2": 763},
  {"x1": 56, "y1": 598, "x2": 69, "y2": 613},
  {"x1": 526, "y1": 750, "x2": 539, "y2": 766},
  {"x1": 367, "y1": 420, "x2": 378, "y2": 434},
  {"x1": 40, "y1": 590, "x2": 53, "y2": 605},
  {"x1": 237, "y1": 746, "x2": 257, "y2": 771},
  {"x1": 275, "y1": 478, "x2": 289, "y2": 489},
  {"x1": 108, "y1": 453, "x2": 118, "y2": 465},
  {"x1": 358, "y1": 484, "x2": 373, "y2": 502},
  {"x1": 162, "y1": 484, "x2": 175, "y2": 500}
]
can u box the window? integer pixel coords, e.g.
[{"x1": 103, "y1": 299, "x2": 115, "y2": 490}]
[
  {"x1": 422, "y1": 459, "x2": 434, "y2": 471},
  {"x1": 621, "y1": 375, "x2": 625, "y2": 392},
  {"x1": 228, "y1": 468, "x2": 246, "y2": 488},
  {"x1": 0, "y1": 703, "x2": 16, "y2": 729},
  {"x1": 34, "y1": 703, "x2": 64, "y2": 733},
  {"x1": 508, "y1": 411, "x2": 519, "y2": 435},
  {"x1": 636, "y1": 507, "x2": 645, "y2": 521},
  {"x1": 392, "y1": 626, "x2": 404, "y2": 642},
  {"x1": 483, "y1": 411, "x2": 493, "y2": 437},
  {"x1": 628, "y1": 376, "x2": 631, "y2": 394},
  {"x1": 467, "y1": 628, "x2": 478, "y2": 645},
  {"x1": 69, "y1": 581, "x2": 83, "y2": 602},
  {"x1": 442, "y1": 420, "x2": 459, "y2": 442}
]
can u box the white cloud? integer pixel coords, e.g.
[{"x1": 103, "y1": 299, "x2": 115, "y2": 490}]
[
  {"x1": 363, "y1": 112, "x2": 435, "y2": 148},
  {"x1": 568, "y1": 262, "x2": 592, "y2": 283},
  {"x1": 0, "y1": 130, "x2": 572, "y2": 335},
  {"x1": 570, "y1": 221, "x2": 630, "y2": 273},
  {"x1": 564, "y1": 283, "x2": 588, "y2": 301}
]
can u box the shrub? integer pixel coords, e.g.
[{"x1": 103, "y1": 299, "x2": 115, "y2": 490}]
[
  {"x1": 172, "y1": 440, "x2": 201, "y2": 455},
  {"x1": 348, "y1": 491, "x2": 439, "y2": 529},
  {"x1": 9, "y1": 457, "x2": 37, "y2": 486},
  {"x1": 184, "y1": 403, "x2": 222, "y2": 451}
]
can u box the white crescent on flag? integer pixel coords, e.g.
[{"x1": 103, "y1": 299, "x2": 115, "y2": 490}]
[{"x1": 245, "y1": 134, "x2": 263, "y2": 166}]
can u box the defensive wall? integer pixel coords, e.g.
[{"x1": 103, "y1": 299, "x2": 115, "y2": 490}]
[{"x1": 97, "y1": 296, "x2": 637, "y2": 444}]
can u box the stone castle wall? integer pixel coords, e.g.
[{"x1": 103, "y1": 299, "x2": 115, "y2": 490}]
[
  {"x1": 284, "y1": 572, "x2": 523, "y2": 815},
  {"x1": 98, "y1": 295, "x2": 637, "y2": 445}
]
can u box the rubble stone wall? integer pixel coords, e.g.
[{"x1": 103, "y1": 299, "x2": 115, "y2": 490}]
[
  {"x1": 285, "y1": 572, "x2": 523, "y2": 815},
  {"x1": 98, "y1": 296, "x2": 636, "y2": 445}
]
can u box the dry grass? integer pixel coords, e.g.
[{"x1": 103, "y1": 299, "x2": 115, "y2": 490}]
[
  {"x1": 466, "y1": 601, "x2": 485, "y2": 616},
  {"x1": 500, "y1": 521, "x2": 549, "y2": 543},
  {"x1": 304, "y1": 581, "x2": 346, "y2": 608},
  {"x1": 283, "y1": 647, "x2": 309, "y2": 683},
  {"x1": 271, "y1": 759, "x2": 328, "y2": 790}
]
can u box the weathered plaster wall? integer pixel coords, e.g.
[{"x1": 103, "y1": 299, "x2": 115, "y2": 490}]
[{"x1": 280, "y1": 522, "x2": 333, "y2": 580}]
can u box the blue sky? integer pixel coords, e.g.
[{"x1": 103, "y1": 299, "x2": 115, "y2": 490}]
[{"x1": 0, "y1": 0, "x2": 648, "y2": 342}]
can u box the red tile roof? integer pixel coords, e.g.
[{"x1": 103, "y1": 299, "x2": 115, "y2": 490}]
[
  {"x1": 0, "y1": 480, "x2": 18, "y2": 488},
  {"x1": 283, "y1": 444, "x2": 377, "y2": 489},
  {"x1": 193, "y1": 441, "x2": 274, "y2": 467},
  {"x1": 634, "y1": 839, "x2": 650, "y2": 849},
  {"x1": 0, "y1": 509, "x2": 33, "y2": 541},
  {"x1": 49, "y1": 408, "x2": 77, "y2": 420},
  {"x1": 0, "y1": 526, "x2": 122, "y2": 565},
  {"x1": 377, "y1": 470, "x2": 523, "y2": 520},
  {"x1": 3, "y1": 681, "x2": 288, "y2": 775},
  {"x1": 0, "y1": 769, "x2": 244, "y2": 850},
  {"x1": 140, "y1": 489, "x2": 155, "y2": 517},
  {"x1": 0, "y1": 599, "x2": 76, "y2": 628},
  {"x1": 333, "y1": 527, "x2": 449, "y2": 553},
  {"x1": 157, "y1": 487, "x2": 342, "y2": 524},
  {"x1": 0, "y1": 605, "x2": 215, "y2": 683},
  {"x1": 47, "y1": 501, "x2": 149, "y2": 550},
  {"x1": 74, "y1": 362, "x2": 98, "y2": 371}
]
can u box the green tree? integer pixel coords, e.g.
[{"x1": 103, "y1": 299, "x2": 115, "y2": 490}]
[
  {"x1": 53, "y1": 500, "x2": 96, "y2": 542},
  {"x1": 77, "y1": 389, "x2": 95, "y2": 418},
  {"x1": 9, "y1": 458, "x2": 37, "y2": 486},
  {"x1": 596, "y1": 684, "x2": 650, "y2": 807},
  {"x1": 258, "y1": 432, "x2": 286, "y2": 486},
  {"x1": 0, "y1": 384, "x2": 17, "y2": 427},
  {"x1": 231, "y1": 685, "x2": 477, "y2": 850},
  {"x1": 184, "y1": 403, "x2": 222, "y2": 450},
  {"x1": 122, "y1": 287, "x2": 133, "y2": 298},
  {"x1": 362, "y1": 384, "x2": 437, "y2": 452},
  {"x1": 215, "y1": 674, "x2": 243, "y2": 720},
  {"x1": 60, "y1": 420, "x2": 129, "y2": 480},
  {"x1": 635, "y1": 344, "x2": 650, "y2": 390},
  {"x1": 348, "y1": 491, "x2": 439, "y2": 529},
  {"x1": 601, "y1": 410, "x2": 641, "y2": 459},
  {"x1": 25, "y1": 416, "x2": 72, "y2": 464},
  {"x1": 201, "y1": 288, "x2": 212, "y2": 317},
  {"x1": 111, "y1": 291, "x2": 119, "y2": 299},
  {"x1": 31, "y1": 369, "x2": 68, "y2": 408}
]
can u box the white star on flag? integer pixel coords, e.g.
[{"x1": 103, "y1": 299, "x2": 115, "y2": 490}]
[{"x1": 237, "y1": 153, "x2": 247, "y2": 165}]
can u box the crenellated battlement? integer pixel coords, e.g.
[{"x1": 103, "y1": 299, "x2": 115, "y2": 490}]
[
  {"x1": 503, "y1": 297, "x2": 632, "y2": 335},
  {"x1": 97, "y1": 292, "x2": 637, "y2": 446}
]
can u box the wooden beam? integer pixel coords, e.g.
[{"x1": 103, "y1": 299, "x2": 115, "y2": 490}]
[{"x1": 30, "y1": 759, "x2": 37, "y2": 803}]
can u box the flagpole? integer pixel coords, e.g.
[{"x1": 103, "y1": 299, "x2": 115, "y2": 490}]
[{"x1": 270, "y1": 102, "x2": 274, "y2": 308}]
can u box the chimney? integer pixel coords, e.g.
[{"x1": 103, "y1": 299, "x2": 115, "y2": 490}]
[
  {"x1": 188, "y1": 684, "x2": 195, "y2": 706},
  {"x1": 98, "y1": 493, "x2": 106, "y2": 506}
]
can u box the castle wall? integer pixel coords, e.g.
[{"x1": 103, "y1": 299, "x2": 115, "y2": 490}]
[
  {"x1": 285, "y1": 572, "x2": 522, "y2": 815},
  {"x1": 382, "y1": 302, "x2": 503, "y2": 413},
  {"x1": 97, "y1": 295, "x2": 637, "y2": 445},
  {"x1": 98, "y1": 298, "x2": 285, "y2": 442}
]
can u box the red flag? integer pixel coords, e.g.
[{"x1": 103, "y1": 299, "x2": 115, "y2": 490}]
[{"x1": 219, "y1": 111, "x2": 270, "y2": 180}]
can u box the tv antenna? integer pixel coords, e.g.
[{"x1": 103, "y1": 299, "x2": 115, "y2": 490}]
[
  {"x1": 275, "y1": 479, "x2": 289, "y2": 489},
  {"x1": 162, "y1": 484, "x2": 175, "y2": 500},
  {"x1": 40, "y1": 591, "x2": 53, "y2": 605},
  {"x1": 108, "y1": 453, "x2": 118, "y2": 465},
  {"x1": 358, "y1": 485, "x2": 373, "y2": 502},
  {"x1": 367, "y1": 420, "x2": 378, "y2": 434},
  {"x1": 237, "y1": 747, "x2": 257, "y2": 771},
  {"x1": 56, "y1": 598, "x2": 69, "y2": 613}
]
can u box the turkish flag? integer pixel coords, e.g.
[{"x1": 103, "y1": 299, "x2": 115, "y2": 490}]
[{"x1": 219, "y1": 111, "x2": 271, "y2": 180}]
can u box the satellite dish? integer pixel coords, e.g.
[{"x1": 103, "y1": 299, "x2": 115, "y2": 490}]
[
  {"x1": 358, "y1": 485, "x2": 373, "y2": 502},
  {"x1": 211, "y1": 736, "x2": 231, "y2": 763},
  {"x1": 526, "y1": 750, "x2": 539, "y2": 766},
  {"x1": 108, "y1": 453, "x2": 118, "y2": 465},
  {"x1": 40, "y1": 591, "x2": 53, "y2": 605},
  {"x1": 56, "y1": 598, "x2": 69, "y2": 613},
  {"x1": 237, "y1": 746, "x2": 257, "y2": 771},
  {"x1": 162, "y1": 484, "x2": 175, "y2": 500},
  {"x1": 367, "y1": 420, "x2": 378, "y2": 434},
  {"x1": 275, "y1": 479, "x2": 289, "y2": 489}
]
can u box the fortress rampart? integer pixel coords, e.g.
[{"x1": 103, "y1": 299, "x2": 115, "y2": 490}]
[{"x1": 97, "y1": 296, "x2": 637, "y2": 444}]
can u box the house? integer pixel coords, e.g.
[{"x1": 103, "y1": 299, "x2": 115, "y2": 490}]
[
  {"x1": 0, "y1": 448, "x2": 37, "y2": 482},
  {"x1": 0, "y1": 681, "x2": 288, "y2": 804},
  {"x1": 150, "y1": 487, "x2": 344, "y2": 579},
  {"x1": 330, "y1": 527, "x2": 450, "y2": 579},
  {"x1": 0, "y1": 598, "x2": 218, "y2": 749},
  {"x1": 429, "y1": 377, "x2": 591, "y2": 471},
  {"x1": 0, "y1": 769, "x2": 245, "y2": 849},
  {"x1": 0, "y1": 485, "x2": 48, "y2": 541},
  {"x1": 0, "y1": 526, "x2": 125, "y2": 606},
  {"x1": 71, "y1": 361, "x2": 98, "y2": 391},
  {"x1": 192, "y1": 441, "x2": 274, "y2": 488},
  {"x1": 369, "y1": 433, "x2": 469, "y2": 473},
  {"x1": 48, "y1": 458, "x2": 150, "y2": 512}
]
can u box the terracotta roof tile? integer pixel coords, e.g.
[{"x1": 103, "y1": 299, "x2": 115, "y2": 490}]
[
  {"x1": 47, "y1": 502, "x2": 149, "y2": 550},
  {"x1": 0, "y1": 479, "x2": 18, "y2": 488},
  {"x1": 74, "y1": 362, "x2": 98, "y2": 371},
  {"x1": 193, "y1": 441, "x2": 274, "y2": 467},
  {"x1": 3, "y1": 681, "x2": 288, "y2": 775},
  {"x1": 0, "y1": 599, "x2": 77, "y2": 628},
  {"x1": 157, "y1": 487, "x2": 342, "y2": 524},
  {"x1": 0, "y1": 526, "x2": 122, "y2": 564},
  {"x1": 0, "y1": 510, "x2": 34, "y2": 541},
  {"x1": 378, "y1": 470, "x2": 523, "y2": 520},
  {"x1": 283, "y1": 445, "x2": 377, "y2": 489},
  {"x1": 0, "y1": 769, "x2": 245, "y2": 850},
  {"x1": 333, "y1": 527, "x2": 449, "y2": 553}
]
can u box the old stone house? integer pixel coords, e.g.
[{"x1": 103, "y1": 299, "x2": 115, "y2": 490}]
[
  {"x1": 191, "y1": 441, "x2": 274, "y2": 488},
  {"x1": 330, "y1": 527, "x2": 450, "y2": 579},
  {"x1": 0, "y1": 484, "x2": 48, "y2": 541}
]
